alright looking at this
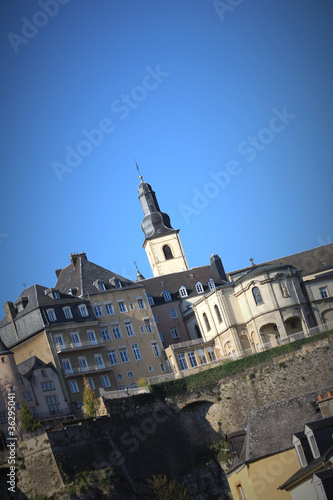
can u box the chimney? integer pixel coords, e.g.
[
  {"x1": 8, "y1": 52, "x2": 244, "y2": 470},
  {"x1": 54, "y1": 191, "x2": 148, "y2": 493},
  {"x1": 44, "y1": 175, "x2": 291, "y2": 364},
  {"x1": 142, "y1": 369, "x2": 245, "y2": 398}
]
[
  {"x1": 70, "y1": 252, "x2": 87, "y2": 268},
  {"x1": 3, "y1": 302, "x2": 19, "y2": 339},
  {"x1": 55, "y1": 269, "x2": 62, "y2": 279},
  {"x1": 210, "y1": 254, "x2": 227, "y2": 282},
  {"x1": 317, "y1": 391, "x2": 333, "y2": 418}
]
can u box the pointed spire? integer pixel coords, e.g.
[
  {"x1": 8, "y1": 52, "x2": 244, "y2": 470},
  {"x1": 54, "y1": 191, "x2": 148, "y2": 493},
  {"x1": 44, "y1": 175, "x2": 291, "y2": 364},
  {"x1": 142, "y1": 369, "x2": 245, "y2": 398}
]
[{"x1": 134, "y1": 261, "x2": 145, "y2": 281}]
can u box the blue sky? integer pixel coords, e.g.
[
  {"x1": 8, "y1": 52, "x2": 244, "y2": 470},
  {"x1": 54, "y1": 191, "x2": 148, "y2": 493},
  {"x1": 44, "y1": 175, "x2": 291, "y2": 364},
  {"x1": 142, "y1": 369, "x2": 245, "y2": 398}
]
[{"x1": 0, "y1": 0, "x2": 332, "y2": 308}]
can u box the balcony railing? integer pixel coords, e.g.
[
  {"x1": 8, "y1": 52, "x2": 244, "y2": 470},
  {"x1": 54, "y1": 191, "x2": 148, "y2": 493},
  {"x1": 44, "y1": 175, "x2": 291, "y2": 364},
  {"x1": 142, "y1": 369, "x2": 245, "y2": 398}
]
[
  {"x1": 56, "y1": 339, "x2": 105, "y2": 353},
  {"x1": 64, "y1": 362, "x2": 113, "y2": 377}
]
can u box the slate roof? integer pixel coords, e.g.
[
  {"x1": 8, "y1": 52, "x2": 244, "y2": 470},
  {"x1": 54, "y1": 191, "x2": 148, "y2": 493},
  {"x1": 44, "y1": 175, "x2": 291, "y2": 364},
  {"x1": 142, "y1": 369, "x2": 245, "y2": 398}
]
[
  {"x1": 17, "y1": 356, "x2": 54, "y2": 381},
  {"x1": 234, "y1": 263, "x2": 296, "y2": 285},
  {"x1": 228, "y1": 243, "x2": 333, "y2": 281},
  {"x1": 141, "y1": 265, "x2": 228, "y2": 305},
  {"x1": 55, "y1": 256, "x2": 140, "y2": 297},
  {"x1": 0, "y1": 338, "x2": 12, "y2": 355},
  {"x1": 227, "y1": 385, "x2": 333, "y2": 474}
]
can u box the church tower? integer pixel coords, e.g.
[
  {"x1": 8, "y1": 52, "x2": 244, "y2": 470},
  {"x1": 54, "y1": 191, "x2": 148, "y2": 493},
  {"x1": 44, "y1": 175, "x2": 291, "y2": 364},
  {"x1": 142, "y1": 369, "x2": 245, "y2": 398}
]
[{"x1": 138, "y1": 177, "x2": 189, "y2": 277}]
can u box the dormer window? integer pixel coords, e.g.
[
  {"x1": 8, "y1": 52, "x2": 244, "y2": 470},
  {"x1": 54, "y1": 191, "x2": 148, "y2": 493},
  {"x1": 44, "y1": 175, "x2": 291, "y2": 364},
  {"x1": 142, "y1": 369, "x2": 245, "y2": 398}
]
[
  {"x1": 53, "y1": 291, "x2": 60, "y2": 299},
  {"x1": 163, "y1": 290, "x2": 172, "y2": 302},
  {"x1": 47, "y1": 309, "x2": 57, "y2": 322},
  {"x1": 63, "y1": 306, "x2": 72, "y2": 319},
  {"x1": 98, "y1": 282, "x2": 105, "y2": 291},
  {"x1": 208, "y1": 279, "x2": 215, "y2": 291},
  {"x1": 292, "y1": 435, "x2": 308, "y2": 467},
  {"x1": 179, "y1": 286, "x2": 188, "y2": 298},
  {"x1": 68, "y1": 287, "x2": 78, "y2": 296},
  {"x1": 17, "y1": 303, "x2": 24, "y2": 312},
  {"x1": 78, "y1": 304, "x2": 89, "y2": 317},
  {"x1": 304, "y1": 428, "x2": 320, "y2": 459},
  {"x1": 195, "y1": 282, "x2": 204, "y2": 294}
]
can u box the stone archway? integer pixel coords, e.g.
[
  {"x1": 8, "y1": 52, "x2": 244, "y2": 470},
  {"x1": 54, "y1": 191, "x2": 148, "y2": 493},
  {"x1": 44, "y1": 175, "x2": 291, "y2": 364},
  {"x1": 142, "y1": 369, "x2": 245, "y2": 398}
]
[
  {"x1": 322, "y1": 309, "x2": 333, "y2": 327},
  {"x1": 178, "y1": 400, "x2": 222, "y2": 445},
  {"x1": 284, "y1": 317, "x2": 303, "y2": 338},
  {"x1": 239, "y1": 334, "x2": 251, "y2": 354},
  {"x1": 259, "y1": 323, "x2": 280, "y2": 348}
]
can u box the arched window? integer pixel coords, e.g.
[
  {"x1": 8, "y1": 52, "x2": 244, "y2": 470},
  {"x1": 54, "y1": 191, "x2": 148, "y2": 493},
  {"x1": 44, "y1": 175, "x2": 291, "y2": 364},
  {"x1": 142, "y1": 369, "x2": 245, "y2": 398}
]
[
  {"x1": 147, "y1": 295, "x2": 154, "y2": 306},
  {"x1": 208, "y1": 279, "x2": 215, "y2": 291},
  {"x1": 163, "y1": 290, "x2": 172, "y2": 302},
  {"x1": 163, "y1": 245, "x2": 173, "y2": 260},
  {"x1": 203, "y1": 313, "x2": 211, "y2": 331},
  {"x1": 195, "y1": 282, "x2": 204, "y2": 294},
  {"x1": 252, "y1": 286, "x2": 263, "y2": 305},
  {"x1": 214, "y1": 304, "x2": 222, "y2": 323},
  {"x1": 179, "y1": 286, "x2": 188, "y2": 298}
]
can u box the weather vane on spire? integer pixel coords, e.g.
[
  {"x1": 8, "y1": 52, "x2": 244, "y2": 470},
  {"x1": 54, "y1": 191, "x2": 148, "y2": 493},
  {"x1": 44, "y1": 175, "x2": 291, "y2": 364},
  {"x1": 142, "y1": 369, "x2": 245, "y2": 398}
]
[{"x1": 135, "y1": 159, "x2": 143, "y2": 181}]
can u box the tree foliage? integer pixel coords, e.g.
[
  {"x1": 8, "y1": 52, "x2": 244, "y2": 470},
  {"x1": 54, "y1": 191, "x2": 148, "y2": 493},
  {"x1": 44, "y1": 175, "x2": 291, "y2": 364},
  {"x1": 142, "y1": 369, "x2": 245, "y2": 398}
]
[
  {"x1": 19, "y1": 400, "x2": 40, "y2": 433},
  {"x1": 83, "y1": 377, "x2": 100, "y2": 418},
  {"x1": 147, "y1": 474, "x2": 189, "y2": 500}
]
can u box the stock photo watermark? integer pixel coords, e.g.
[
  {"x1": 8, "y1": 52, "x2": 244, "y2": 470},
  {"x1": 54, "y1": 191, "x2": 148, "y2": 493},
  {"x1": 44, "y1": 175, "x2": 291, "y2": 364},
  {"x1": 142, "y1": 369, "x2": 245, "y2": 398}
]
[
  {"x1": 178, "y1": 106, "x2": 296, "y2": 224},
  {"x1": 7, "y1": 0, "x2": 71, "y2": 54},
  {"x1": 213, "y1": 0, "x2": 245, "y2": 22},
  {"x1": 7, "y1": 391, "x2": 17, "y2": 494},
  {"x1": 52, "y1": 65, "x2": 170, "y2": 182}
]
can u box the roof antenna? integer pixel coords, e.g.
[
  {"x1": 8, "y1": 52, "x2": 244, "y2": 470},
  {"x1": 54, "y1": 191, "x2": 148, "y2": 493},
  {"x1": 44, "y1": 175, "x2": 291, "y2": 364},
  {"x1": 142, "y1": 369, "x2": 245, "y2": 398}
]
[{"x1": 135, "y1": 159, "x2": 143, "y2": 181}]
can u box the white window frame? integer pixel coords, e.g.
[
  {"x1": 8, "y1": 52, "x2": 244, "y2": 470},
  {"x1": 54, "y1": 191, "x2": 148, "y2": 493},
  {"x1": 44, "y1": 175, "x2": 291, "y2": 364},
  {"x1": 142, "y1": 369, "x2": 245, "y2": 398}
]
[
  {"x1": 94, "y1": 354, "x2": 105, "y2": 368},
  {"x1": 137, "y1": 298, "x2": 145, "y2": 310},
  {"x1": 62, "y1": 358, "x2": 73, "y2": 374},
  {"x1": 178, "y1": 353, "x2": 188, "y2": 370},
  {"x1": 170, "y1": 308, "x2": 178, "y2": 318},
  {"x1": 188, "y1": 351, "x2": 197, "y2": 368},
  {"x1": 78, "y1": 356, "x2": 89, "y2": 372},
  {"x1": 63, "y1": 306, "x2": 72, "y2": 319},
  {"x1": 86, "y1": 377, "x2": 95, "y2": 390},
  {"x1": 118, "y1": 300, "x2": 127, "y2": 313},
  {"x1": 195, "y1": 282, "x2": 204, "y2": 294},
  {"x1": 87, "y1": 330, "x2": 97, "y2": 345},
  {"x1": 208, "y1": 279, "x2": 215, "y2": 290},
  {"x1": 179, "y1": 286, "x2": 187, "y2": 298},
  {"x1": 112, "y1": 324, "x2": 122, "y2": 339},
  {"x1": 100, "y1": 375, "x2": 111, "y2": 388},
  {"x1": 125, "y1": 322, "x2": 135, "y2": 337},
  {"x1": 69, "y1": 380, "x2": 79, "y2": 393},
  {"x1": 163, "y1": 290, "x2": 172, "y2": 302},
  {"x1": 71, "y1": 331, "x2": 81, "y2": 346},
  {"x1": 171, "y1": 328, "x2": 179, "y2": 339},
  {"x1": 108, "y1": 349, "x2": 118, "y2": 365},
  {"x1": 104, "y1": 303, "x2": 115, "y2": 315},
  {"x1": 93, "y1": 304, "x2": 103, "y2": 317},
  {"x1": 148, "y1": 295, "x2": 154, "y2": 306},
  {"x1": 144, "y1": 318, "x2": 152, "y2": 333},
  {"x1": 131, "y1": 343, "x2": 142, "y2": 361},
  {"x1": 100, "y1": 327, "x2": 111, "y2": 341},
  {"x1": 47, "y1": 309, "x2": 57, "y2": 322},
  {"x1": 79, "y1": 304, "x2": 89, "y2": 317},
  {"x1": 151, "y1": 341, "x2": 161, "y2": 357},
  {"x1": 119, "y1": 349, "x2": 130, "y2": 363},
  {"x1": 319, "y1": 286, "x2": 329, "y2": 299},
  {"x1": 54, "y1": 334, "x2": 64, "y2": 347}
]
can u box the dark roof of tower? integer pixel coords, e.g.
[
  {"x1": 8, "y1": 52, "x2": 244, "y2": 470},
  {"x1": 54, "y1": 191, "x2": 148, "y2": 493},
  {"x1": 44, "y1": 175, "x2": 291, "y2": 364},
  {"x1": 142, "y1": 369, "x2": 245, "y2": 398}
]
[
  {"x1": 138, "y1": 180, "x2": 177, "y2": 240},
  {"x1": 0, "y1": 338, "x2": 12, "y2": 355}
]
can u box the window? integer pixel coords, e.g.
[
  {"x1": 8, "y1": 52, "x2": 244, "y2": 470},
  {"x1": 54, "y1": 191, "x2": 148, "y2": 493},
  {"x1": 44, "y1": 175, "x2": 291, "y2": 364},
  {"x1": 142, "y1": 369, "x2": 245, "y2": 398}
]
[
  {"x1": 78, "y1": 356, "x2": 88, "y2": 371},
  {"x1": 148, "y1": 365, "x2": 154, "y2": 372},
  {"x1": 275, "y1": 334, "x2": 282, "y2": 345},
  {"x1": 47, "y1": 309, "x2": 57, "y2": 322},
  {"x1": 118, "y1": 384, "x2": 127, "y2": 390},
  {"x1": 170, "y1": 309, "x2": 178, "y2": 318},
  {"x1": 188, "y1": 351, "x2": 197, "y2": 368},
  {"x1": 179, "y1": 286, "x2": 188, "y2": 298},
  {"x1": 62, "y1": 359, "x2": 72, "y2": 373},
  {"x1": 163, "y1": 290, "x2": 172, "y2": 302},
  {"x1": 41, "y1": 369, "x2": 47, "y2": 377},
  {"x1": 63, "y1": 306, "x2": 72, "y2": 319},
  {"x1": 195, "y1": 282, "x2": 204, "y2": 294},
  {"x1": 125, "y1": 322, "x2": 135, "y2": 337},
  {"x1": 178, "y1": 353, "x2": 188, "y2": 370},
  {"x1": 129, "y1": 302, "x2": 135, "y2": 310},
  {"x1": 98, "y1": 282, "x2": 105, "y2": 291},
  {"x1": 87, "y1": 330, "x2": 97, "y2": 344},
  {"x1": 112, "y1": 325, "x2": 122, "y2": 339},
  {"x1": 171, "y1": 328, "x2": 179, "y2": 339},
  {"x1": 214, "y1": 305, "x2": 222, "y2": 323},
  {"x1": 1, "y1": 357, "x2": 6, "y2": 363},
  {"x1": 71, "y1": 332, "x2": 81, "y2": 345},
  {"x1": 0, "y1": 411, "x2": 7, "y2": 423},
  {"x1": 41, "y1": 381, "x2": 55, "y2": 391},
  {"x1": 236, "y1": 484, "x2": 246, "y2": 500},
  {"x1": 25, "y1": 392, "x2": 32, "y2": 401},
  {"x1": 252, "y1": 287, "x2": 263, "y2": 305},
  {"x1": 203, "y1": 313, "x2": 211, "y2": 331},
  {"x1": 118, "y1": 301, "x2": 127, "y2": 313},
  {"x1": 54, "y1": 335, "x2": 64, "y2": 346},
  {"x1": 151, "y1": 342, "x2": 160, "y2": 357},
  {"x1": 208, "y1": 279, "x2": 215, "y2": 291},
  {"x1": 45, "y1": 395, "x2": 60, "y2": 414},
  {"x1": 114, "y1": 279, "x2": 122, "y2": 289},
  {"x1": 160, "y1": 363, "x2": 166, "y2": 372},
  {"x1": 320, "y1": 286, "x2": 329, "y2": 299},
  {"x1": 308, "y1": 433, "x2": 320, "y2": 459},
  {"x1": 105, "y1": 303, "x2": 114, "y2": 315},
  {"x1": 53, "y1": 291, "x2": 60, "y2": 299},
  {"x1": 127, "y1": 371, "x2": 134, "y2": 378},
  {"x1": 101, "y1": 375, "x2": 111, "y2": 388},
  {"x1": 108, "y1": 349, "x2": 118, "y2": 365},
  {"x1": 30, "y1": 408, "x2": 37, "y2": 417},
  {"x1": 94, "y1": 305, "x2": 103, "y2": 317},
  {"x1": 144, "y1": 319, "x2": 152, "y2": 333},
  {"x1": 197, "y1": 348, "x2": 207, "y2": 365},
  {"x1": 163, "y1": 244, "x2": 173, "y2": 260},
  {"x1": 140, "y1": 326, "x2": 145, "y2": 334},
  {"x1": 79, "y1": 304, "x2": 89, "y2": 317},
  {"x1": 207, "y1": 347, "x2": 216, "y2": 362},
  {"x1": 116, "y1": 373, "x2": 123, "y2": 380},
  {"x1": 148, "y1": 295, "x2": 154, "y2": 306},
  {"x1": 86, "y1": 377, "x2": 95, "y2": 390},
  {"x1": 130, "y1": 383, "x2": 138, "y2": 389},
  {"x1": 69, "y1": 380, "x2": 79, "y2": 393},
  {"x1": 94, "y1": 354, "x2": 105, "y2": 368},
  {"x1": 131, "y1": 343, "x2": 142, "y2": 361},
  {"x1": 100, "y1": 327, "x2": 110, "y2": 341},
  {"x1": 294, "y1": 441, "x2": 307, "y2": 467},
  {"x1": 137, "y1": 298, "x2": 145, "y2": 310},
  {"x1": 159, "y1": 332, "x2": 164, "y2": 342},
  {"x1": 119, "y1": 349, "x2": 130, "y2": 363},
  {"x1": 153, "y1": 313, "x2": 158, "y2": 323}
]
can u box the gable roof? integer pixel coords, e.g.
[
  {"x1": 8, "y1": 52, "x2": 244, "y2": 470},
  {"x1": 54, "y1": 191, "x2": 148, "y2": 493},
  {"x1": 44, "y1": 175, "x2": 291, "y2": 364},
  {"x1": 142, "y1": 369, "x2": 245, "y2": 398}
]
[
  {"x1": 55, "y1": 256, "x2": 139, "y2": 297},
  {"x1": 227, "y1": 385, "x2": 333, "y2": 473},
  {"x1": 17, "y1": 356, "x2": 54, "y2": 381}
]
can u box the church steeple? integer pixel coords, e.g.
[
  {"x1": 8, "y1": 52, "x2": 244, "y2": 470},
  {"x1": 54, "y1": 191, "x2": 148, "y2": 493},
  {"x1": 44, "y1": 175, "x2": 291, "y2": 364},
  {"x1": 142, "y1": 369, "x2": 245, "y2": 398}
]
[{"x1": 137, "y1": 174, "x2": 189, "y2": 277}]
